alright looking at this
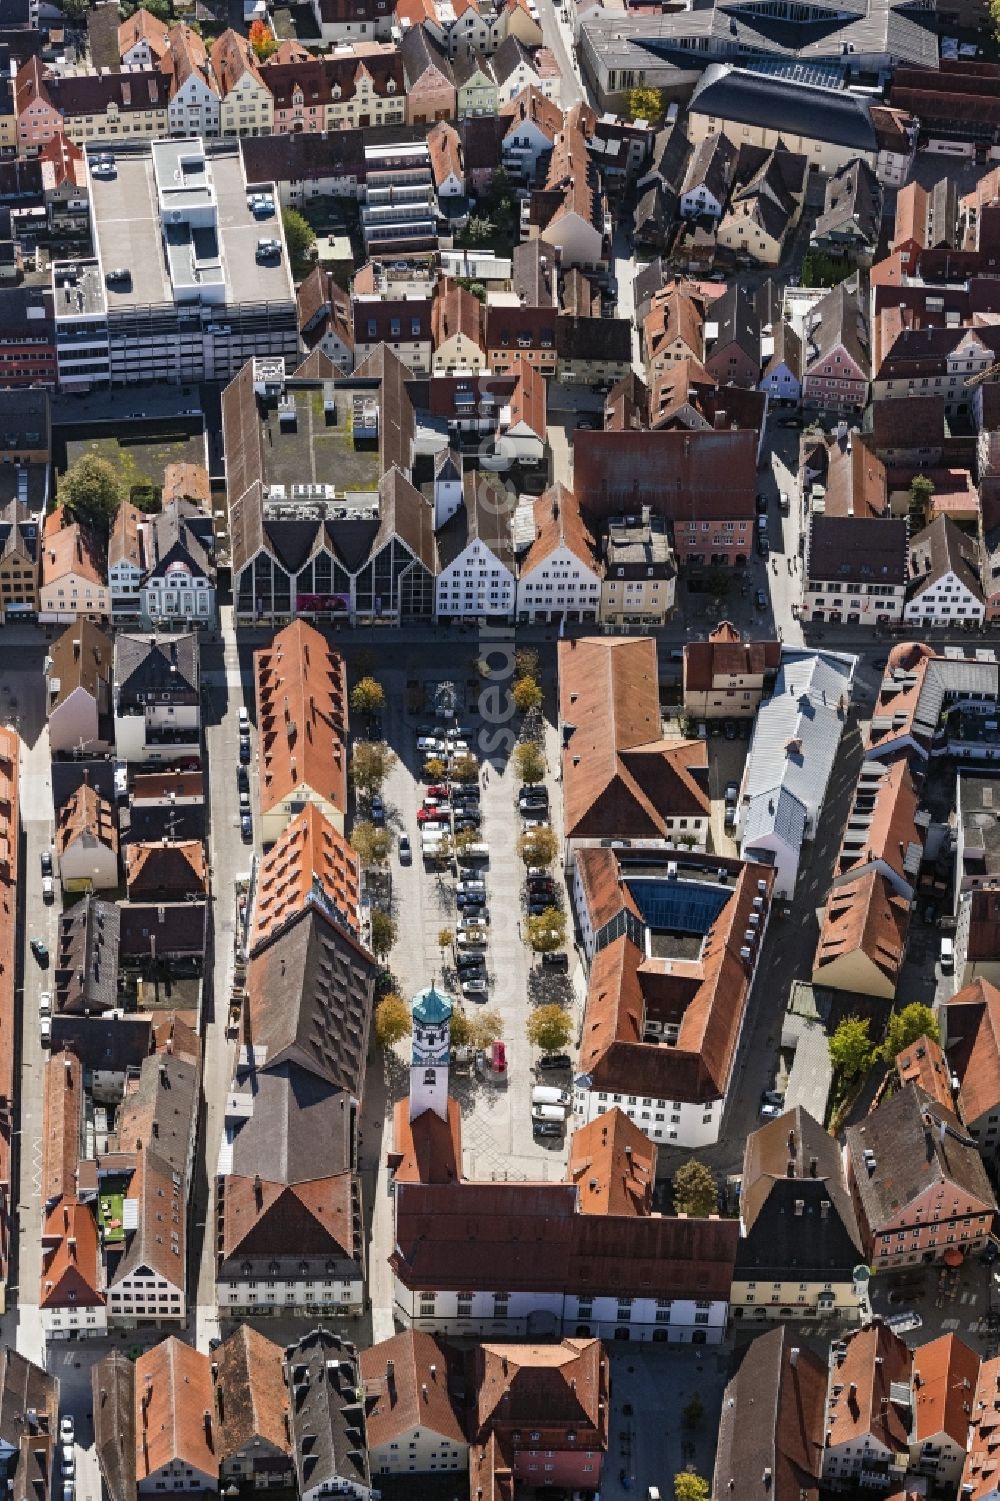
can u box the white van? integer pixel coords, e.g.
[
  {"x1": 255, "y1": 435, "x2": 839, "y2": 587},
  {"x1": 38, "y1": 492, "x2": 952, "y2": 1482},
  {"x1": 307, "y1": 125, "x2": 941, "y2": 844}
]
[
  {"x1": 940, "y1": 936, "x2": 955, "y2": 973},
  {"x1": 457, "y1": 842, "x2": 489, "y2": 862},
  {"x1": 531, "y1": 1103, "x2": 567, "y2": 1122},
  {"x1": 532, "y1": 1085, "x2": 570, "y2": 1107}
]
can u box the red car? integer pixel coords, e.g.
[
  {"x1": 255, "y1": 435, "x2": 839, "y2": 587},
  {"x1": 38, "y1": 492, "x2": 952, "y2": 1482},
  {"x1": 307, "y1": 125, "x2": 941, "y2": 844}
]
[
  {"x1": 426, "y1": 785, "x2": 450, "y2": 799},
  {"x1": 417, "y1": 806, "x2": 448, "y2": 823}
]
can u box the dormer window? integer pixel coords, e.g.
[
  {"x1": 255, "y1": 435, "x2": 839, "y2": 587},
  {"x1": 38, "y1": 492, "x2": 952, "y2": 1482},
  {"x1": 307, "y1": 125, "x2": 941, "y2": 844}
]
[{"x1": 332, "y1": 83, "x2": 341, "y2": 98}]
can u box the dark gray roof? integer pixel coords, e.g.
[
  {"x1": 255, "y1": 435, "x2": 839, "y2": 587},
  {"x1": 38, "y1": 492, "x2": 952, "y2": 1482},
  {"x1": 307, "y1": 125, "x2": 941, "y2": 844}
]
[
  {"x1": 690, "y1": 64, "x2": 878, "y2": 154},
  {"x1": 284, "y1": 1331, "x2": 370, "y2": 1498},
  {"x1": 511, "y1": 237, "x2": 556, "y2": 306},
  {"x1": 804, "y1": 275, "x2": 870, "y2": 375},
  {"x1": 114, "y1": 633, "x2": 199, "y2": 702},
  {"x1": 706, "y1": 282, "x2": 760, "y2": 364},
  {"x1": 755, "y1": 277, "x2": 783, "y2": 330},
  {"x1": 807, "y1": 514, "x2": 907, "y2": 587},
  {"x1": 762, "y1": 319, "x2": 802, "y2": 382},
  {"x1": 813, "y1": 155, "x2": 882, "y2": 246},
  {"x1": 146, "y1": 499, "x2": 213, "y2": 582},
  {"x1": 249, "y1": 906, "x2": 375, "y2": 1099},
  {"x1": 91, "y1": 1352, "x2": 136, "y2": 1501},
  {"x1": 50, "y1": 1014, "x2": 152, "y2": 1074},
  {"x1": 118, "y1": 901, "x2": 208, "y2": 962},
  {"x1": 54, "y1": 897, "x2": 121, "y2": 1016},
  {"x1": 680, "y1": 129, "x2": 734, "y2": 204},
  {"x1": 230, "y1": 1062, "x2": 354, "y2": 1183},
  {"x1": 491, "y1": 33, "x2": 532, "y2": 85},
  {"x1": 116, "y1": 1052, "x2": 198, "y2": 1179},
  {"x1": 908, "y1": 514, "x2": 985, "y2": 605},
  {"x1": 846, "y1": 1082, "x2": 996, "y2": 1231},
  {"x1": 400, "y1": 23, "x2": 454, "y2": 87},
  {"x1": 122, "y1": 802, "x2": 206, "y2": 844},
  {"x1": 736, "y1": 1106, "x2": 864, "y2": 1280},
  {"x1": 437, "y1": 471, "x2": 517, "y2": 571},
  {"x1": 556, "y1": 314, "x2": 632, "y2": 363}
]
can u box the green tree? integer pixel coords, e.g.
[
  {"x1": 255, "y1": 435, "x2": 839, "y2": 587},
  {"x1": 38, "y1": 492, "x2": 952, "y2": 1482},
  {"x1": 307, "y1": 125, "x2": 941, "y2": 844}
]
[
  {"x1": 58, "y1": 453, "x2": 127, "y2": 535},
  {"x1": 454, "y1": 277, "x2": 487, "y2": 302},
  {"x1": 672, "y1": 1157, "x2": 718, "y2": 1218},
  {"x1": 880, "y1": 1003, "x2": 940, "y2": 1062},
  {"x1": 369, "y1": 909, "x2": 397, "y2": 961},
  {"x1": 527, "y1": 906, "x2": 566, "y2": 953},
  {"x1": 350, "y1": 676, "x2": 385, "y2": 717},
  {"x1": 513, "y1": 676, "x2": 543, "y2": 714},
  {"x1": 350, "y1": 819, "x2": 392, "y2": 869},
  {"x1": 526, "y1": 1004, "x2": 573, "y2": 1055},
  {"x1": 910, "y1": 474, "x2": 935, "y2": 528},
  {"x1": 374, "y1": 992, "x2": 410, "y2": 1048},
  {"x1": 518, "y1": 827, "x2": 558, "y2": 867},
  {"x1": 450, "y1": 753, "x2": 479, "y2": 785},
  {"x1": 450, "y1": 1010, "x2": 473, "y2": 1048},
  {"x1": 282, "y1": 207, "x2": 316, "y2": 280},
  {"x1": 514, "y1": 741, "x2": 546, "y2": 785},
  {"x1": 674, "y1": 1473, "x2": 710, "y2": 1501},
  {"x1": 624, "y1": 85, "x2": 664, "y2": 126},
  {"x1": 60, "y1": 0, "x2": 90, "y2": 19},
  {"x1": 350, "y1": 740, "x2": 396, "y2": 796},
  {"x1": 423, "y1": 756, "x2": 447, "y2": 782},
  {"x1": 829, "y1": 1015, "x2": 875, "y2": 1081}
]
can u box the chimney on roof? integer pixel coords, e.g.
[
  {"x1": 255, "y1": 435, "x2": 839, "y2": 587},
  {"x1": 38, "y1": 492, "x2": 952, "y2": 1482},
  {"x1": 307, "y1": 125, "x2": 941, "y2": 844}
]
[
  {"x1": 254, "y1": 1173, "x2": 263, "y2": 1208},
  {"x1": 789, "y1": 1347, "x2": 799, "y2": 1368},
  {"x1": 809, "y1": 1155, "x2": 818, "y2": 1177},
  {"x1": 787, "y1": 1128, "x2": 795, "y2": 1159}
]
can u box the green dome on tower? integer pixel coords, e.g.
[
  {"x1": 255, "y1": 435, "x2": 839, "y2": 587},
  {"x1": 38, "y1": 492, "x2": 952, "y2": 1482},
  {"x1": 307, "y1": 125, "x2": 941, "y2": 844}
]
[{"x1": 411, "y1": 983, "x2": 453, "y2": 1027}]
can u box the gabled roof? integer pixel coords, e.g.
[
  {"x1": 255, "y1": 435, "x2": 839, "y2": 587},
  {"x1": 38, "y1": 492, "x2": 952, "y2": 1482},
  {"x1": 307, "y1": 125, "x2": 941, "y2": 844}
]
[
  {"x1": 567, "y1": 1108, "x2": 654, "y2": 1216},
  {"x1": 521, "y1": 484, "x2": 597, "y2": 578},
  {"x1": 432, "y1": 277, "x2": 483, "y2": 352},
  {"x1": 824, "y1": 1321, "x2": 912, "y2": 1451},
  {"x1": 814, "y1": 868, "x2": 909, "y2": 988},
  {"x1": 912, "y1": 1333, "x2": 980, "y2": 1448},
  {"x1": 56, "y1": 779, "x2": 117, "y2": 861},
  {"x1": 683, "y1": 621, "x2": 780, "y2": 693},
  {"x1": 42, "y1": 512, "x2": 106, "y2": 591},
  {"x1": 804, "y1": 274, "x2": 870, "y2": 376},
  {"x1": 48, "y1": 618, "x2": 112, "y2": 712},
  {"x1": 255, "y1": 619, "x2": 348, "y2": 821},
  {"x1": 361, "y1": 1332, "x2": 466, "y2": 1449},
  {"x1": 118, "y1": 5, "x2": 169, "y2": 59},
  {"x1": 213, "y1": 1326, "x2": 291, "y2": 1466},
  {"x1": 125, "y1": 840, "x2": 206, "y2": 901},
  {"x1": 250, "y1": 803, "x2": 361, "y2": 954},
  {"x1": 40, "y1": 1199, "x2": 103, "y2": 1310},
  {"x1": 714, "y1": 1326, "x2": 826, "y2": 1501},
  {"x1": 283, "y1": 1330, "x2": 370, "y2": 1497},
  {"x1": 114, "y1": 633, "x2": 198, "y2": 700},
  {"x1": 134, "y1": 1341, "x2": 215, "y2": 1482},
  {"x1": 559, "y1": 636, "x2": 708, "y2": 841},
  {"x1": 846, "y1": 1083, "x2": 996, "y2": 1232},
  {"x1": 42, "y1": 1050, "x2": 80, "y2": 1207},
  {"x1": 942, "y1": 978, "x2": 1000, "y2": 1128},
  {"x1": 908, "y1": 514, "x2": 985, "y2": 605},
  {"x1": 247, "y1": 906, "x2": 374, "y2": 1097},
  {"x1": 92, "y1": 1352, "x2": 136, "y2": 1501}
]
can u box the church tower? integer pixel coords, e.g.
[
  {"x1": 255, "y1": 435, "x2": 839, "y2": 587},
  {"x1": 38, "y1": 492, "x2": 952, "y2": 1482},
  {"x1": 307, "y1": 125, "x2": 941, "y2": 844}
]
[{"x1": 409, "y1": 982, "x2": 453, "y2": 1123}]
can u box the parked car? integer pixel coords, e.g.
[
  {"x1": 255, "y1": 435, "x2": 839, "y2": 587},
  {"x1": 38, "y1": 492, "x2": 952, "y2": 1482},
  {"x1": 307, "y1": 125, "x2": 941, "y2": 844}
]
[
  {"x1": 369, "y1": 794, "x2": 385, "y2": 825},
  {"x1": 528, "y1": 880, "x2": 556, "y2": 898},
  {"x1": 239, "y1": 789, "x2": 251, "y2": 813},
  {"x1": 239, "y1": 737, "x2": 251, "y2": 765},
  {"x1": 533, "y1": 1120, "x2": 563, "y2": 1139},
  {"x1": 398, "y1": 834, "x2": 412, "y2": 864},
  {"x1": 59, "y1": 1418, "x2": 74, "y2": 1445},
  {"x1": 238, "y1": 707, "x2": 249, "y2": 730},
  {"x1": 723, "y1": 720, "x2": 737, "y2": 740},
  {"x1": 887, "y1": 1311, "x2": 923, "y2": 1335},
  {"x1": 454, "y1": 816, "x2": 481, "y2": 833},
  {"x1": 40, "y1": 1017, "x2": 51, "y2": 1047},
  {"x1": 417, "y1": 806, "x2": 446, "y2": 824},
  {"x1": 42, "y1": 876, "x2": 54, "y2": 902},
  {"x1": 456, "y1": 952, "x2": 485, "y2": 974},
  {"x1": 462, "y1": 978, "x2": 488, "y2": 999},
  {"x1": 761, "y1": 1089, "x2": 785, "y2": 1108},
  {"x1": 240, "y1": 814, "x2": 253, "y2": 843},
  {"x1": 759, "y1": 1102, "x2": 782, "y2": 1119},
  {"x1": 755, "y1": 589, "x2": 768, "y2": 609},
  {"x1": 940, "y1": 936, "x2": 955, "y2": 973},
  {"x1": 237, "y1": 766, "x2": 249, "y2": 792},
  {"x1": 40, "y1": 850, "x2": 52, "y2": 877},
  {"x1": 417, "y1": 735, "x2": 446, "y2": 752},
  {"x1": 538, "y1": 1053, "x2": 572, "y2": 1071},
  {"x1": 459, "y1": 914, "x2": 489, "y2": 931},
  {"x1": 528, "y1": 900, "x2": 556, "y2": 916},
  {"x1": 39, "y1": 992, "x2": 51, "y2": 1018},
  {"x1": 426, "y1": 785, "x2": 450, "y2": 799},
  {"x1": 532, "y1": 1085, "x2": 570, "y2": 1107},
  {"x1": 61, "y1": 1447, "x2": 73, "y2": 1478},
  {"x1": 518, "y1": 785, "x2": 548, "y2": 804},
  {"x1": 446, "y1": 725, "x2": 475, "y2": 741},
  {"x1": 456, "y1": 930, "x2": 488, "y2": 948},
  {"x1": 541, "y1": 951, "x2": 569, "y2": 972},
  {"x1": 725, "y1": 782, "x2": 738, "y2": 806},
  {"x1": 30, "y1": 938, "x2": 48, "y2": 965},
  {"x1": 457, "y1": 879, "x2": 486, "y2": 896}
]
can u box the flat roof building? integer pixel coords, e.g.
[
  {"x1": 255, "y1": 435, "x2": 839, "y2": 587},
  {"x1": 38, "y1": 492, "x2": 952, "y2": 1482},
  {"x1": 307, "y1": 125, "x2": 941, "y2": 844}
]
[{"x1": 52, "y1": 138, "x2": 297, "y2": 389}]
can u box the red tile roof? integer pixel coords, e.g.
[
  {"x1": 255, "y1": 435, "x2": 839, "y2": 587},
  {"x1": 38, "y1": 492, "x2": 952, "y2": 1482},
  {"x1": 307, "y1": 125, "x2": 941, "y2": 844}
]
[
  {"x1": 255, "y1": 620, "x2": 348, "y2": 822},
  {"x1": 568, "y1": 1109, "x2": 654, "y2": 1216},
  {"x1": 250, "y1": 803, "x2": 360, "y2": 953}
]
